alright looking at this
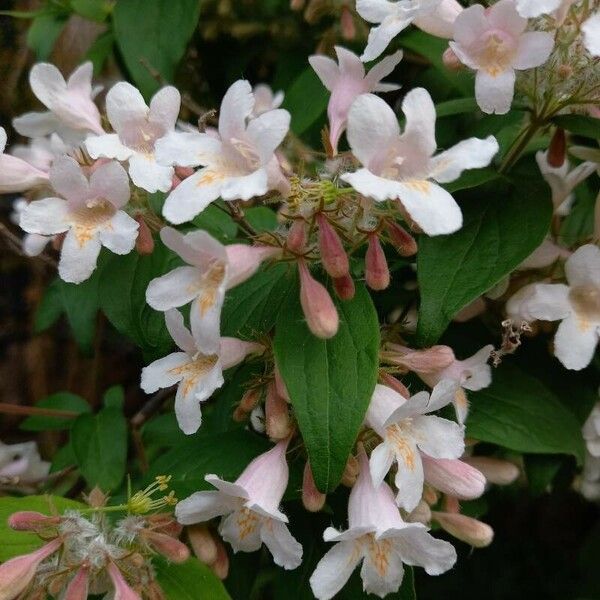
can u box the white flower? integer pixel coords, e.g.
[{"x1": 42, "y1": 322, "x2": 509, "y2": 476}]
[
  {"x1": 508, "y1": 244, "x2": 600, "y2": 370},
  {"x1": 86, "y1": 82, "x2": 181, "y2": 193},
  {"x1": 252, "y1": 84, "x2": 284, "y2": 116},
  {"x1": 11, "y1": 198, "x2": 52, "y2": 257},
  {"x1": 146, "y1": 227, "x2": 278, "y2": 354},
  {"x1": 341, "y1": 91, "x2": 498, "y2": 235},
  {"x1": 365, "y1": 381, "x2": 465, "y2": 511},
  {"x1": 10, "y1": 135, "x2": 64, "y2": 172},
  {"x1": 309, "y1": 46, "x2": 401, "y2": 154},
  {"x1": 13, "y1": 62, "x2": 104, "y2": 142},
  {"x1": 0, "y1": 440, "x2": 50, "y2": 481},
  {"x1": 584, "y1": 401, "x2": 600, "y2": 457},
  {"x1": 19, "y1": 156, "x2": 139, "y2": 284},
  {"x1": 175, "y1": 438, "x2": 302, "y2": 569},
  {"x1": 449, "y1": 0, "x2": 554, "y2": 114},
  {"x1": 514, "y1": 0, "x2": 564, "y2": 18},
  {"x1": 141, "y1": 309, "x2": 263, "y2": 434},
  {"x1": 582, "y1": 401, "x2": 600, "y2": 500},
  {"x1": 582, "y1": 12, "x2": 600, "y2": 56},
  {"x1": 309, "y1": 448, "x2": 456, "y2": 599},
  {"x1": 155, "y1": 80, "x2": 290, "y2": 224},
  {"x1": 0, "y1": 127, "x2": 49, "y2": 193}
]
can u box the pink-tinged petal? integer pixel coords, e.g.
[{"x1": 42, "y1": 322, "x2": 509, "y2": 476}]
[
  {"x1": 309, "y1": 55, "x2": 340, "y2": 90},
  {"x1": 394, "y1": 527, "x2": 457, "y2": 575},
  {"x1": 160, "y1": 226, "x2": 226, "y2": 269},
  {"x1": 164, "y1": 308, "x2": 196, "y2": 355},
  {"x1": 583, "y1": 13, "x2": 600, "y2": 56},
  {"x1": 58, "y1": 229, "x2": 102, "y2": 284},
  {"x1": 565, "y1": 244, "x2": 600, "y2": 287},
  {"x1": 221, "y1": 169, "x2": 269, "y2": 201},
  {"x1": 475, "y1": 69, "x2": 516, "y2": 115},
  {"x1": 261, "y1": 520, "x2": 303, "y2": 570},
  {"x1": 175, "y1": 490, "x2": 231, "y2": 524},
  {"x1": 245, "y1": 109, "x2": 290, "y2": 164},
  {"x1": 487, "y1": 0, "x2": 527, "y2": 35},
  {"x1": 220, "y1": 338, "x2": 263, "y2": 370},
  {"x1": 554, "y1": 313, "x2": 599, "y2": 371},
  {"x1": 141, "y1": 352, "x2": 189, "y2": 393},
  {"x1": 430, "y1": 135, "x2": 498, "y2": 183},
  {"x1": 49, "y1": 156, "x2": 89, "y2": 204},
  {"x1": 413, "y1": 0, "x2": 462, "y2": 38},
  {"x1": 189, "y1": 287, "x2": 225, "y2": 356},
  {"x1": 369, "y1": 441, "x2": 395, "y2": 486},
  {"x1": 384, "y1": 391, "x2": 432, "y2": 423},
  {"x1": 219, "y1": 510, "x2": 263, "y2": 552},
  {"x1": 146, "y1": 266, "x2": 201, "y2": 312},
  {"x1": 525, "y1": 283, "x2": 571, "y2": 321},
  {"x1": 99, "y1": 211, "x2": 138, "y2": 255},
  {"x1": 63, "y1": 565, "x2": 89, "y2": 600},
  {"x1": 412, "y1": 415, "x2": 465, "y2": 459},
  {"x1": 364, "y1": 49, "x2": 403, "y2": 88},
  {"x1": 162, "y1": 168, "x2": 225, "y2": 224},
  {"x1": 422, "y1": 455, "x2": 486, "y2": 499},
  {"x1": 155, "y1": 131, "x2": 222, "y2": 167},
  {"x1": 448, "y1": 41, "x2": 481, "y2": 70},
  {"x1": 519, "y1": 238, "x2": 570, "y2": 270},
  {"x1": 0, "y1": 154, "x2": 49, "y2": 193},
  {"x1": 366, "y1": 384, "x2": 406, "y2": 433},
  {"x1": 219, "y1": 79, "x2": 254, "y2": 141},
  {"x1": 0, "y1": 126, "x2": 6, "y2": 153},
  {"x1": 310, "y1": 540, "x2": 363, "y2": 600},
  {"x1": 427, "y1": 378, "x2": 461, "y2": 411},
  {"x1": 205, "y1": 474, "x2": 249, "y2": 500},
  {"x1": 360, "y1": 543, "x2": 405, "y2": 598},
  {"x1": 12, "y1": 111, "x2": 59, "y2": 138},
  {"x1": 89, "y1": 161, "x2": 130, "y2": 208},
  {"x1": 20, "y1": 198, "x2": 68, "y2": 237},
  {"x1": 459, "y1": 346, "x2": 494, "y2": 391},
  {"x1": 106, "y1": 81, "x2": 149, "y2": 135},
  {"x1": 128, "y1": 152, "x2": 173, "y2": 193},
  {"x1": 515, "y1": 0, "x2": 562, "y2": 18},
  {"x1": 393, "y1": 441, "x2": 425, "y2": 511},
  {"x1": 513, "y1": 31, "x2": 554, "y2": 70},
  {"x1": 23, "y1": 233, "x2": 51, "y2": 257},
  {"x1": 225, "y1": 244, "x2": 279, "y2": 289},
  {"x1": 335, "y1": 46, "x2": 365, "y2": 79},
  {"x1": 452, "y1": 3, "x2": 488, "y2": 46},
  {"x1": 397, "y1": 179, "x2": 462, "y2": 235},
  {"x1": 107, "y1": 562, "x2": 141, "y2": 600},
  {"x1": 356, "y1": 0, "x2": 397, "y2": 22},
  {"x1": 361, "y1": 16, "x2": 412, "y2": 62},
  {"x1": 398, "y1": 87, "x2": 437, "y2": 160},
  {"x1": 86, "y1": 133, "x2": 133, "y2": 161},
  {"x1": 67, "y1": 61, "x2": 94, "y2": 95},
  {"x1": 149, "y1": 86, "x2": 181, "y2": 131},
  {"x1": 175, "y1": 373, "x2": 206, "y2": 435}
]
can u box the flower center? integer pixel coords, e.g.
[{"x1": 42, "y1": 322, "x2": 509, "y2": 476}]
[
  {"x1": 236, "y1": 507, "x2": 259, "y2": 540},
  {"x1": 121, "y1": 121, "x2": 165, "y2": 155},
  {"x1": 70, "y1": 198, "x2": 115, "y2": 245},
  {"x1": 385, "y1": 422, "x2": 416, "y2": 470},
  {"x1": 366, "y1": 535, "x2": 393, "y2": 576},
  {"x1": 570, "y1": 285, "x2": 600, "y2": 324},
  {"x1": 168, "y1": 354, "x2": 218, "y2": 397},
  {"x1": 476, "y1": 30, "x2": 516, "y2": 76}
]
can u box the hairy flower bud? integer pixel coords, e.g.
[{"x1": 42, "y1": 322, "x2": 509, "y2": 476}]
[
  {"x1": 265, "y1": 382, "x2": 292, "y2": 441},
  {"x1": 378, "y1": 372, "x2": 410, "y2": 398},
  {"x1": 298, "y1": 260, "x2": 339, "y2": 338},
  {"x1": 211, "y1": 538, "x2": 229, "y2": 580},
  {"x1": 142, "y1": 530, "x2": 190, "y2": 563},
  {"x1": 422, "y1": 456, "x2": 486, "y2": 499},
  {"x1": 462, "y1": 456, "x2": 520, "y2": 485},
  {"x1": 107, "y1": 562, "x2": 141, "y2": 600},
  {"x1": 341, "y1": 454, "x2": 359, "y2": 487},
  {"x1": 432, "y1": 512, "x2": 494, "y2": 548},
  {"x1": 146, "y1": 514, "x2": 183, "y2": 538},
  {"x1": 8, "y1": 511, "x2": 60, "y2": 531},
  {"x1": 64, "y1": 566, "x2": 89, "y2": 600},
  {"x1": 547, "y1": 128, "x2": 566, "y2": 168},
  {"x1": 134, "y1": 215, "x2": 154, "y2": 256},
  {"x1": 386, "y1": 220, "x2": 418, "y2": 257},
  {"x1": 365, "y1": 234, "x2": 389, "y2": 290},
  {"x1": 188, "y1": 525, "x2": 218, "y2": 565},
  {"x1": 384, "y1": 343, "x2": 455, "y2": 373},
  {"x1": 333, "y1": 274, "x2": 355, "y2": 300},
  {"x1": 302, "y1": 461, "x2": 326, "y2": 512},
  {"x1": 287, "y1": 219, "x2": 307, "y2": 253},
  {"x1": 317, "y1": 213, "x2": 349, "y2": 278}
]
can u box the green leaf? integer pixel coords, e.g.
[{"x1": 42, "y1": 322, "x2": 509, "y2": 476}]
[
  {"x1": 85, "y1": 30, "x2": 115, "y2": 74},
  {"x1": 155, "y1": 557, "x2": 231, "y2": 600},
  {"x1": 103, "y1": 385, "x2": 125, "y2": 409},
  {"x1": 274, "y1": 282, "x2": 380, "y2": 492},
  {"x1": 112, "y1": 0, "x2": 200, "y2": 98},
  {"x1": 435, "y1": 97, "x2": 479, "y2": 118},
  {"x1": 443, "y1": 167, "x2": 500, "y2": 193},
  {"x1": 244, "y1": 206, "x2": 278, "y2": 232},
  {"x1": 34, "y1": 278, "x2": 63, "y2": 333},
  {"x1": 0, "y1": 495, "x2": 85, "y2": 561},
  {"x1": 282, "y1": 67, "x2": 329, "y2": 136},
  {"x1": 553, "y1": 114, "x2": 600, "y2": 140},
  {"x1": 192, "y1": 204, "x2": 238, "y2": 242},
  {"x1": 416, "y1": 174, "x2": 552, "y2": 345},
  {"x1": 70, "y1": 0, "x2": 111, "y2": 21},
  {"x1": 466, "y1": 363, "x2": 585, "y2": 463},
  {"x1": 27, "y1": 13, "x2": 67, "y2": 60},
  {"x1": 71, "y1": 403, "x2": 128, "y2": 491},
  {"x1": 20, "y1": 392, "x2": 90, "y2": 431}
]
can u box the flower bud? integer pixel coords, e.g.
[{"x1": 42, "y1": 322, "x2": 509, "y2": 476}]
[
  {"x1": 406, "y1": 499, "x2": 432, "y2": 525},
  {"x1": 386, "y1": 220, "x2": 417, "y2": 257},
  {"x1": 422, "y1": 456, "x2": 486, "y2": 499},
  {"x1": 384, "y1": 343, "x2": 455, "y2": 373},
  {"x1": 265, "y1": 382, "x2": 292, "y2": 441},
  {"x1": 211, "y1": 538, "x2": 229, "y2": 580},
  {"x1": 146, "y1": 581, "x2": 167, "y2": 600},
  {"x1": 146, "y1": 514, "x2": 183, "y2": 537},
  {"x1": 442, "y1": 47, "x2": 463, "y2": 71},
  {"x1": 462, "y1": 456, "x2": 520, "y2": 485},
  {"x1": 274, "y1": 366, "x2": 290, "y2": 402},
  {"x1": 64, "y1": 566, "x2": 89, "y2": 600},
  {"x1": 142, "y1": 530, "x2": 190, "y2": 563},
  {"x1": 287, "y1": 219, "x2": 307, "y2": 253},
  {"x1": 107, "y1": 562, "x2": 141, "y2": 600},
  {"x1": 8, "y1": 511, "x2": 60, "y2": 531},
  {"x1": 432, "y1": 512, "x2": 494, "y2": 548},
  {"x1": 341, "y1": 454, "x2": 359, "y2": 487},
  {"x1": 422, "y1": 485, "x2": 439, "y2": 506},
  {"x1": 298, "y1": 260, "x2": 339, "y2": 339},
  {"x1": 378, "y1": 372, "x2": 410, "y2": 398},
  {"x1": 317, "y1": 213, "x2": 349, "y2": 278},
  {"x1": 188, "y1": 525, "x2": 218, "y2": 565},
  {"x1": 365, "y1": 234, "x2": 389, "y2": 290},
  {"x1": 340, "y1": 6, "x2": 356, "y2": 40},
  {"x1": 302, "y1": 461, "x2": 326, "y2": 512},
  {"x1": 547, "y1": 128, "x2": 566, "y2": 168},
  {"x1": 333, "y1": 274, "x2": 355, "y2": 300},
  {"x1": 134, "y1": 215, "x2": 154, "y2": 256}
]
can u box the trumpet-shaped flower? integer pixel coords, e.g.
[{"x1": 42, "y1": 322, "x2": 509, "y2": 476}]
[
  {"x1": 86, "y1": 82, "x2": 181, "y2": 193},
  {"x1": 342, "y1": 91, "x2": 498, "y2": 235},
  {"x1": 365, "y1": 381, "x2": 465, "y2": 511},
  {"x1": 175, "y1": 438, "x2": 302, "y2": 569},
  {"x1": 309, "y1": 448, "x2": 456, "y2": 599},
  {"x1": 12, "y1": 62, "x2": 104, "y2": 141},
  {"x1": 449, "y1": 0, "x2": 554, "y2": 114},
  {"x1": 0, "y1": 127, "x2": 49, "y2": 193},
  {"x1": 309, "y1": 46, "x2": 402, "y2": 154},
  {"x1": 506, "y1": 244, "x2": 600, "y2": 370},
  {"x1": 146, "y1": 227, "x2": 278, "y2": 353},
  {"x1": 155, "y1": 80, "x2": 290, "y2": 224},
  {"x1": 141, "y1": 309, "x2": 262, "y2": 434},
  {"x1": 19, "y1": 157, "x2": 138, "y2": 283}
]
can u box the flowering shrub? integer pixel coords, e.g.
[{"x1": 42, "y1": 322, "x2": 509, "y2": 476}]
[{"x1": 0, "y1": 0, "x2": 599, "y2": 598}]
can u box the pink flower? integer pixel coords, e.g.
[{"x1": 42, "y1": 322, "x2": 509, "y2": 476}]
[
  {"x1": 309, "y1": 46, "x2": 401, "y2": 154},
  {"x1": 107, "y1": 562, "x2": 141, "y2": 600},
  {"x1": 421, "y1": 456, "x2": 486, "y2": 499},
  {"x1": 175, "y1": 439, "x2": 303, "y2": 570},
  {"x1": 298, "y1": 260, "x2": 339, "y2": 339},
  {"x1": 309, "y1": 448, "x2": 456, "y2": 599},
  {"x1": 0, "y1": 127, "x2": 49, "y2": 193},
  {"x1": 252, "y1": 84, "x2": 284, "y2": 116}
]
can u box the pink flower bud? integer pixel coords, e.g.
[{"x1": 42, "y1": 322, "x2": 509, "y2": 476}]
[
  {"x1": 175, "y1": 166, "x2": 195, "y2": 180},
  {"x1": 432, "y1": 512, "x2": 494, "y2": 548},
  {"x1": 274, "y1": 365, "x2": 290, "y2": 402},
  {"x1": 298, "y1": 260, "x2": 339, "y2": 339},
  {"x1": 211, "y1": 538, "x2": 229, "y2": 580},
  {"x1": 188, "y1": 525, "x2": 218, "y2": 565},
  {"x1": 134, "y1": 215, "x2": 154, "y2": 256},
  {"x1": 8, "y1": 511, "x2": 60, "y2": 531},
  {"x1": 145, "y1": 514, "x2": 182, "y2": 538},
  {"x1": 225, "y1": 244, "x2": 280, "y2": 288},
  {"x1": 406, "y1": 499, "x2": 432, "y2": 524},
  {"x1": 333, "y1": 274, "x2": 355, "y2": 300},
  {"x1": 386, "y1": 221, "x2": 418, "y2": 257},
  {"x1": 0, "y1": 537, "x2": 62, "y2": 599},
  {"x1": 240, "y1": 388, "x2": 262, "y2": 412},
  {"x1": 317, "y1": 213, "x2": 349, "y2": 278},
  {"x1": 341, "y1": 454, "x2": 359, "y2": 487},
  {"x1": 302, "y1": 461, "x2": 326, "y2": 512},
  {"x1": 64, "y1": 566, "x2": 89, "y2": 600},
  {"x1": 142, "y1": 530, "x2": 190, "y2": 563},
  {"x1": 107, "y1": 562, "x2": 141, "y2": 600},
  {"x1": 265, "y1": 382, "x2": 292, "y2": 441},
  {"x1": 171, "y1": 174, "x2": 182, "y2": 189},
  {"x1": 422, "y1": 456, "x2": 486, "y2": 499},
  {"x1": 287, "y1": 219, "x2": 307, "y2": 253},
  {"x1": 547, "y1": 128, "x2": 566, "y2": 168},
  {"x1": 462, "y1": 456, "x2": 520, "y2": 485},
  {"x1": 384, "y1": 344, "x2": 455, "y2": 373},
  {"x1": 340, "y1": 6, "x2": 356, "y2": 40},
  {"x1": 442, "y1": 47, "x2": 464, "y2": 71},
  {"x1": 365, "y1": 234, "x2": 389, "y2": 290}
]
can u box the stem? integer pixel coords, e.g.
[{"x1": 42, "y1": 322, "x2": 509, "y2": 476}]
[
  {"x1": 0, "y1": 403, "x2": 79, "y2": 419},
  {"x1": 498, "y1": 118, "x2": 543, "y2": 174}
]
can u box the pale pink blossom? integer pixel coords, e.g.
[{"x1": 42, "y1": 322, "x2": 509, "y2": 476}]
[
  {"x1": 19, "y1": 157, "x2": 138, "y2": 284},
  {"x1": 342, "y1": 91, "x2": 498, "y2": 235},
  {"x1": 11, "y1": 198, "x2": 51, "y2": 257},
  {"x1": 421, "y1": 455, "x2": 486, "y2": 499},
  {"x1": 0, "y1": 440, "x2": 50, "y2": 481},
  {"x1": 175, "y1": 438, "x2": 303, "y2": 569},
  {"x1": 462, "y1": 455, "x2": 520, "y2": 485},
  {"x1": 252, "y1": 84, "x2": 284, "y2": 116},
  {"x1": 298, "y1": 260, "x2": 339, "y2": 338},
  {"x1": 309, "y1": 448, "x2": 456, "y2": 599},
  {"x1": 0, "y1": 127, "x2": 49, "y2": 193},
  {"x1": 450, "y1": 0, "x2": 554, "y2": 114},
  {"x1": 107, "y1": 562, "x2": 141, "y2": 600},
  {"x1": 155, "y1": 80, "x2": 290, "y2": 224},
  {"x1": 582, "y1": 402, "x2": 600, "y2": 499},
  {"x1": 582, "y1": 12, "x2": 600, "y2": 56},
  {"x1": 309, "y1": 46, "x2": 402, "y2": 154},
  {"x1": 141, "y1": 309, "x2": 263, "y2": 434},
  {"x1": 86, "y1": 82, "x2": 181, "y2": 193},
  {"x1": 365, "y1": 381, "x2": 465, "y2": 511},
  {"x1": 431, "y1": 511, "x2": 494, "y2": 547},
  {"x1": 514, "y1": 0, "x2": 567, "y2": 18}
]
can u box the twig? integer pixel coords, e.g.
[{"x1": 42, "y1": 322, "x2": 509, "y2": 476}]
[
  {"x1": 0, "y1": 223, "x2": 58, "y2": 267},
  {"x1": 130, "y1": 387, "x2": 175, "y2": 428},
  {"x1": 0, "y1": 403, "x2": 79, "y2": 419}
]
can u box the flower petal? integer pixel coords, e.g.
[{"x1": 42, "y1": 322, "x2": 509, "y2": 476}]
[
  {"x1": 525, "y1": 283, "x2": 571, "y2": 321},
  {"x1": 58, "y1": 229, "x2": 102, "y2": 284},
  {"x1": 583, "y1": 12, "x2": 600, "y2": 56},
  {"x1": 430, "y1": 136, "x2": 498, "y2": 183},
  {"x1": 149, "y1": 86, "x2": 181, "y2": 131},
  {"x1": 412, "y1": 415, "x2": 465, "y2": 459},
  {"x1": 140, "y1": 352, "x2": 189, "y2": 393},
  {"x1": 164, "y1": 308, "x2": 197, "y2": 355},
  {"x1": 309, "y1": 55, "x2": 340, "y2": 91},
  {"x1": 393, "y1": 440, "x2": 424, "y2": 511},
  {"x1": 105, "y1": 81, "x2": 149, "y2": 134},
  {"x1": 49, "y1": 156, "x2": 89, "y2": 205},
  {"x1": 554, "y1": 313, "x2": 599, "y2": 371},
  {"x1": 565, "y1": 244, "x2": 600, "y2": 287},
  {"x1": 146, "y1": 266, "x2": 201, "y2": 312},
  {"x1": 221, "y1": 169, "x2": 268, "y2": 201},
  {"x1": 475, "y1": 69, "x2": 516, "y2": 115},
  {"x1": 360, "y1": 543, "x2": 405, "y2": 598},
  {"x1": 398, "y1": 87, "x2": 437, "y2": 160},
  {"x1": 175, "y1": 490, "x2": 230, "y2": 524},
  {"x1": 155, "y1": 131, "x2": 223, "y2": 168},
  {"x1": 309, "y1": 541, "x2": 363, "y2": 600},
  {"x1": 219, "y1": 510, "x2": 263, "y2": 552},
  {"x1": 85, "y1": 133, "x2": 133, "y2": 161},
  {"x1": 361, "y1": 16, "x2": 412, "y2": 62},
  {"x1": 369, "y1": 442, "x2": 395, "y2": 487},
  {"x1": 98, "y1": 211, "x2": 138, "y2": 255},
  {"x1": 89, "y1": 161, "x2": 130, "y2": 208},
  {"x1": 487, "y1": 0, "x2": 527, "y2": 35},
  {"x1": 128, "y1": 152, "x2": 174, "y2": 193},
  {"x1": 515, "y1": 0, "x2": 561, "y2": 18},
  {"x1": 513, "y1": 31, "x2": 554, "y2": 70},
  {"x1": 245, "y1": 109, "x2": 290, "y2": 165},
  {"x1": 218, "y1": 80, "x2": 254, "y2": 142},
  {"x1": 394, "y1": 528, "x2": 457, "y2": 575},
  {"x1": 20, "y1": 198, "x2": 69, "y2": 235},
  {"x1": 260, "y1": 520, "x2": 303, "y2": 570}
]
